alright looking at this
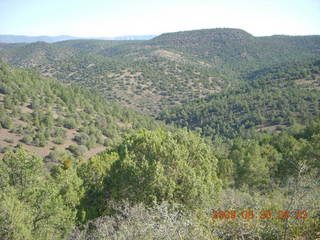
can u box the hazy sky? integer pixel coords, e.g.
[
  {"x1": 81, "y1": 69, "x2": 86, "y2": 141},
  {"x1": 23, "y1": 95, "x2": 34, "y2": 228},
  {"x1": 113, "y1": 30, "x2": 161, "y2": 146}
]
[{"x1": 1, "y1": 0, "x2": 319, "y2": 37}]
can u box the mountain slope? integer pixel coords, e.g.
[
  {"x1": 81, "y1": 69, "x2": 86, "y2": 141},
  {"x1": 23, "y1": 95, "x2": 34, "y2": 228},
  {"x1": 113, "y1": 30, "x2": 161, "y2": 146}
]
[
  {"x1": 38, "y1": 54, "x2": 226, "y2": 115},
  {"x1": 158, "y1": 60, "x2": 320, "y2": 139},
  {"x1": 0, "y1": 41, "x2": 77, "y2": 67},
  {"x1": 2, "y1": 28, "x2": 320, "y2": 72},
  {"x1": 0, "y1": 62, "x2": 162, "y2": 160},
  {"x1": 150, "y1": 28, "x2": 320, "y2": 73},
  {"x1": 0, "y1": 28, "x2": 320, "y2": 116}
]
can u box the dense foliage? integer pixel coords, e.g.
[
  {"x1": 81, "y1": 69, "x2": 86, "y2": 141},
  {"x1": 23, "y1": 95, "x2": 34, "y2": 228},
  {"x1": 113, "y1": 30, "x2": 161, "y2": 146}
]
[
  {"x1": 105, "y1": 129, "x2": 221, "y2": 208},
  {"x1": 159, "y1": 60, "x2": 320, "y2": 139},
  {"x1": 1, "y1": 121, "x2": 319, "y2": 239},
  {"x1": 69, "y1": 120, "x2": 320, "y2": 239},
  {"x1": 0, "y1": 149, "x2": 83, "y2": 240}
]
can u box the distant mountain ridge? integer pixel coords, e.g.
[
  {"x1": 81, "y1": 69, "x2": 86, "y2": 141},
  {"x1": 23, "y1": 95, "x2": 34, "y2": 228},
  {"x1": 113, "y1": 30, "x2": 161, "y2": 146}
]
[
  {"x1": 0, "y1": 34, "x2": 157, "y2": 43},
  {"x1": 150, "y1": 28, "x2": 320, "y2": 73},
  {"x1": 0, "y1": 28, "x2": 320, "y2": 116}
]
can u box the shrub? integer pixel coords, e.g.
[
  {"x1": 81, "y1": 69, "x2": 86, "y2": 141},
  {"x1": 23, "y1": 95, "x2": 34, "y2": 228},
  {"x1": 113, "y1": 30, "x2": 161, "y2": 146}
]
[
  {"x1": 105, "y1": 129, "x2": 221, "y2": 209},
  {"x1": 34, "y1": 133, "x2": 46, "y2": 147},
  {"x1": 74, "y1": 133, "x2": 89, "y2": 145},
  {"x1": 4, "y1": 138, "x2": 14, "y2": 144},
  {"x1": 51, "y1": 127, "x2": 67, "y2": 138},
  {"x1": 68, "y1": 144, "x2": 87, "y2": 157},
  {"x1": 52, "y1": 137, "x2": 65, "y2": 145},
  {"x1": 21, "y1": 135, "x2": 33, "y2": 145},
  {"x1": 46, "y1": 149, "x2": 73, "y2": 163},
  {"x1": 0, "y1": 118, "x2": 13, "y2": 129},
  {"x1": 63, "y1": 118, "x2": 77, "y2": 129}
]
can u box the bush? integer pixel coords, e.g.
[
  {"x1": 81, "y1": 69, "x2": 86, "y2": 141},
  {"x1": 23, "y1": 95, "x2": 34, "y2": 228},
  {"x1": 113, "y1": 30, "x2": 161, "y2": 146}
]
[
  {"x1": 3, "y1": 96, "x2": 13, "y2": 109},
  {"x1": 12, "y1": 125, "x2": 24, "y2": 134},
  {"x1": 105, "y1": 129, "x2": 221, "y2": 209},
  {"x1": 33, "y1": 133, "x2": 46, "y2": 147},
  {"x1": 68, "y1": 144, "x2": 87, "y2": 157},
  {"x1": 52, "y1": 137, "x2": 65, "y2": 145},
  {"x1": 74, "y1": 133, "x2": 89, "y2": 145},
  {"x1": 46, "y1": 149, "x2": 73, "y2": 163},
  {"x1": 0, "y1": 118, "x2": 13, "y2": 129},
  {"x1": 51, "y1": 127, "x2": 67, "y2": 138},
  {"x1": 21, "y1": 135, "x2": 33, "y2": 145},
  {"x1": 4, "y1": 138, "x2": 14, "y2": 144},
  {"x1": 63, "y1": 118, "x2": 77, "y2": 129},
  {"x1": 85, "y1": 135, "x2": 97, "y2": 149}
]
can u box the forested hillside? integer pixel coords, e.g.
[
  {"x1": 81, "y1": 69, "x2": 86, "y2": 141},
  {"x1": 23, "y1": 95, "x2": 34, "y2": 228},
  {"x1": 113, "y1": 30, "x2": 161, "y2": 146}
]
[
  {"x1": 0, "y1": 62, "x2": 162, "y2": 161},
  {"x1": 159, "y1": 60, "x2": 320, "y2": 139},
  {"x1": 1, "y1": 28, "x2": 319, "y2": 115},
  {"x1": 39, "y1": 54, "x2": 225, "y2": 115},
  {"x1": 151, "y1": 28, "x2": 320, "y2": 73}
]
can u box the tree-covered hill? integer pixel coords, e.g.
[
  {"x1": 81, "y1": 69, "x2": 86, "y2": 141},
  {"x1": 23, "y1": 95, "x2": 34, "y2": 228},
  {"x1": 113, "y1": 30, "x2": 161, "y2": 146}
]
[
  {"x1": 158, "y1": 60, "x2": 320, "y2": 139},
  {"x1": 150, "y1": 28, "x2": 320, "y2": 74},
  {"x1": 0, "y1": 41, "x2": 77, "y2": 68},
  {"x1": 1, "y1": 28, "x2": 319, "y2": 115},
  {"x1": 38, "y1": 54, "x2": 226, "y2": 115},
  {"x1": 53, "y1": 39, "x2": 141, "y2": 55},
  {"x1": 0, "y1": 62, "x2": 163, "y2": 161},
  {"x1": 0, "y1": 38, "x2": 228, "y2": 115}
]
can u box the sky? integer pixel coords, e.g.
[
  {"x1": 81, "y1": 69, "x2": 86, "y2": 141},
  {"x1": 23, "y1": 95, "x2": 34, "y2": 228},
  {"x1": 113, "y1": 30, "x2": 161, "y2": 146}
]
[{"x1": 0, "y1": 0, "x2": 319, "y2": 37}]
